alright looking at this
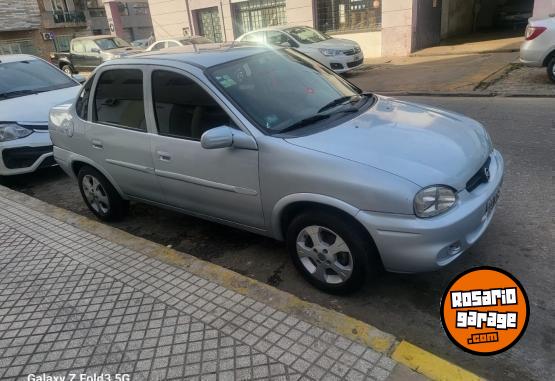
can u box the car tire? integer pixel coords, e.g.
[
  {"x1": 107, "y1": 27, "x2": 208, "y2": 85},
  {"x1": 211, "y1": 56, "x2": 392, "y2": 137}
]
[
  {"x1": 61, "y1": 64, "x2": 74, "y2": 75},
  {"x1": 286, "y1": 209, "x2": 379, "y2": 294},
  {"x1": 547, "y1": 56, "x2": 555, "y2": 83},
  {"x1": 78, "y1": 166, "x2": 127, "y2": 221}
]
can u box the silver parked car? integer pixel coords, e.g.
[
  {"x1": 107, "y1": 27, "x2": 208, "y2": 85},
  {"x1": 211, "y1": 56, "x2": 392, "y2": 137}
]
[
  {"x1": 520, "y1": 16, "x2": 555, "y2": 82},
  {"x1": 49, "y1": 46, "x2": 504, "y2": 293}
]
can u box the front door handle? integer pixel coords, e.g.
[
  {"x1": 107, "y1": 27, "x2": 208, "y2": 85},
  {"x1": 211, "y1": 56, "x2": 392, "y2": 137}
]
[
  {"x1": 157, "y1": 151, "x2": 171, "y2": 161},
  {"x1": 92, "y1": 139, "x2": 103, "y2": 149}
]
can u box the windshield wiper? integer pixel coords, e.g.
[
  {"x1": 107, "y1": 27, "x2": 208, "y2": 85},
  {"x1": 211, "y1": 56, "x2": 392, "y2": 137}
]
[
  {"x1": 318, "y1": 95, "x2": 362, "y2": 113},
  {"x1": 277, "y1": 106, "x2": 359, "y2": 134},
  {"x1": 0, "y1": 89, "x2": 42, "y2": 99}
]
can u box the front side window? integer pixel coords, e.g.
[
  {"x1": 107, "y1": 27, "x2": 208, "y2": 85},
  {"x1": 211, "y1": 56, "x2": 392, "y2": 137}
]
[
  {"x1": 150, "y1": 41, "x2": 165, "y2": 51},
  {"x1": 283, "y1": 27, "x2": 330, "y2": 44},
  {"x1": 72, "y1": 40, "x2": 85, "y2": 53},
  {"x1": 316, "y1": 0, "x2": 382, "y2": 33},
  {"x1": 166, "y1": 41, "x2": 180, "y2": 48},
  {"x1": 266, "y1": 31, "x2": 296, "y2": 46},
  {"x1": 207, "y1": 49, "x2": 361, "y2": 133},
  {"x1": 94, "y1": 69, "x2": 145, "y2": 130},
  {"x1": 76, "y1": 74, "x2": 95, "y2": 120},
  {"x1": 95, "y1": 37, "x2": 130, "y2": 50},
  {"x1": 83, "y1": 40, "x2": 99, "y2": 53},
  {"x1": 0, "y1": 59, "x2": 78, "y2": 100},
  {"x1": 152, "y1": 70, "x2": 232, "y2": 140}
]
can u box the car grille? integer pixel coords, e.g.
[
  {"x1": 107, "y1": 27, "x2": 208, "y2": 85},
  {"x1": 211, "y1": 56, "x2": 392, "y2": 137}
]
[
  {"x1": 343, "y1": 47, "x2": 361, "y2": 56},
  {"x1": 347, "y1": 58, "x2": 364, "y2": 68},
  {"x1": 2, "y1": 146, "x2": 53, "y2": 169},
  {"x1": 466, "y1": 156, "x2": 491, "y2": 192}
]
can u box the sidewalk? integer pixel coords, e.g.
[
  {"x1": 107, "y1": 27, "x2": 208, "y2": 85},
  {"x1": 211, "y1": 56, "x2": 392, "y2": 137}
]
[{"x1": 0, "y1": 185, "x2": 483, "y2": 381}]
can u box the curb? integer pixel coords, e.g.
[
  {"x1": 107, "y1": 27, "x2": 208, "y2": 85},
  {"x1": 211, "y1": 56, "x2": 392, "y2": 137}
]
[
  {"x1": 0, "y1": 185, "x2": 484, "y2": 381},
  {"x1": 409, "y1": 49, "x2": 519, "y2": 57}
]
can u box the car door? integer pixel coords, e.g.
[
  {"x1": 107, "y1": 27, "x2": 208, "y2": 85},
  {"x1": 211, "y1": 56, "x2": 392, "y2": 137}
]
[
  {"x1": 82, "y1": 40, "x2": 102, "y2": 69},
  {"x1": 71, "y1": 40, "x2": 86, "y2": 71},
  {"x1": 147, "y1": 67, "x2": 264, "y2": 228},
  {"x1": 85, "y1": 66, "x2": 164, "y2": 202}
]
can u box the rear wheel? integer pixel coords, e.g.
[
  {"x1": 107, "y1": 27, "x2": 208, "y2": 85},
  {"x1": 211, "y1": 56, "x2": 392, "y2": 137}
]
[
  {"x1": 78, "y1": 166, "x2": 127, "y2": 221},
  {"x1": 61, "y1": 64, "x2": 73, "y2": 75},
  {"x1": 286, "y1": 209, "x2": 379, "y2": 293},
  {"x1": 547, "y1": 56, "x2": 555, "y2": 83}
]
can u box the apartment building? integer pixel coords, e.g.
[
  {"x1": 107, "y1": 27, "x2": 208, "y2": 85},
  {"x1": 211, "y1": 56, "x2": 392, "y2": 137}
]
[
  {"x1": 0, "y1": 0, "x2": 89, "y2": 59},
  {"x1": 0, "y1": 1, "x2": 154, "y2": 60},
  {"x1": 148, "y1": 0, "x2": 540, "y2": 58}
]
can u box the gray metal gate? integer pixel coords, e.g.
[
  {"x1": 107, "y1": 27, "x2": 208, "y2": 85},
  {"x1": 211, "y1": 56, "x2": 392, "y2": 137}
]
[
  {"x1": 414, "y1": 0, "x2": 442, "y2": 51},
  {"x1": 197, "y1": 7, "x2": 223, "y2": 43}
]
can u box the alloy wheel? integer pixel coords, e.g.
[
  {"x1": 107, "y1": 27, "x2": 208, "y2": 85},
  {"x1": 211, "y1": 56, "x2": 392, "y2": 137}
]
[
  {"x1": 296, "y1": 225, "x2": 353, "y2": 285},
  {"x1": 82, "y1": 174, "x2": 110, "y2": 215}
]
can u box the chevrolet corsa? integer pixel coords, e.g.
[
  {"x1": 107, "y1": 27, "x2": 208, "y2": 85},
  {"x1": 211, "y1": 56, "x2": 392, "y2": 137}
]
[{"x1": 49, "y1": 45, "x2": 504, "y2": 293}]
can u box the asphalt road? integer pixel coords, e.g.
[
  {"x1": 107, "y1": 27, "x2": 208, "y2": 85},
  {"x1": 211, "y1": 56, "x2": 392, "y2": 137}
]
[{"x1": 2, "y1": 96, "x2": 553, "y2": 380}]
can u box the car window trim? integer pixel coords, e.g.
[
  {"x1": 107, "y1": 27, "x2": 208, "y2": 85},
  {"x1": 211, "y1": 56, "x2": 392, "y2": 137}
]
[
  {"x1": 148, "y1": 66, "x2": 249, "y2": 142},
  {"x1": 75, "y1": 73, "x2": 96, "y2": 122},
  {"x1": 91, "y1": 67, "x2": 148, "y2": 132}
]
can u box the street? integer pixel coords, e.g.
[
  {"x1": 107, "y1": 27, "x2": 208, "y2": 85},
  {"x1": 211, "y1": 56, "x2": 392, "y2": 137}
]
[{"x1": 2, "y1": 96, "x2": 553, "y2": 381}]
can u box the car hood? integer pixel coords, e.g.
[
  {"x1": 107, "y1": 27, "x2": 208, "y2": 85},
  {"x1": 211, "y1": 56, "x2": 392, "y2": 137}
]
[
  {"x1": 306, "y1": 38, "x2": 359, "y2": 50},
  {"x1": 106, "y1": 47, "x2": 144, "y2": 56},
  {"x1": 0, "y1": 85, "x2": 80, "y2": 124},
  {"x1": 285, "y1": 96, "x2": 492, "y2": 190}
]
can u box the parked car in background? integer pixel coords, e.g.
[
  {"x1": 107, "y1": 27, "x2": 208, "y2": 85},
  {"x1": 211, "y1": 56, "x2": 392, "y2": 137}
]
[
  {"x1": 0, "y1": 55, "x2": 82, "y2": 176},
  {"x1": 520, "y1": 16, "x2": 555, "y2": 82},
  {"x1": 236, "y1": 26, "x2": 363, "y2": 73},
  {"x1": 145, "y1": 36, "x2": 214, "y2": 51},
  {"x1": 50, "y1": 35, "x2": 143, "y2": 75},
  {"x1": 131, "y1": 38, "x2": 150, "y2": 48},
  {"x1": 49, "y1": 45, "x2": 503, "y2": 293}
]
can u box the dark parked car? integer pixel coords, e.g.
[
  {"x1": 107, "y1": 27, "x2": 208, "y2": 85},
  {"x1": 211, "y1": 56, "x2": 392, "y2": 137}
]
[{"x1": 50, "y1": 35, "x2": 143, "y2": 75}]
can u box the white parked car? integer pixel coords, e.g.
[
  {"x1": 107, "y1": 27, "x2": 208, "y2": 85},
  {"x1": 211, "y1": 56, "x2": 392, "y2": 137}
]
[
  {"x1": 236, "y1": 26, "x2": 363, "y2": 73},
  {"x1": 520, "y1": 16, "x2": 555, "y2": 82},
  {"x1": 0, "y1": 55, "x2": 82, "y2": 176},
  {"x1": 146, "y1": 36, "x2": 214, "y2": 51}
]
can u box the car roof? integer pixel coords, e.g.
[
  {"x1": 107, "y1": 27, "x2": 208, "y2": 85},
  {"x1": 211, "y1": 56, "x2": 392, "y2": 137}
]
[
  {"x1": 242, "y1": 25, "x2": 311, "y2": 34},
  {"x1": 156, "y1": 35, "x2": 206, "y2": 41},
  {"x1": 0, "y1": 54, "x2": 39, "y2": 63},
  {"x1": 130, "y1": 43, "x2": 273, "y2": 69}
]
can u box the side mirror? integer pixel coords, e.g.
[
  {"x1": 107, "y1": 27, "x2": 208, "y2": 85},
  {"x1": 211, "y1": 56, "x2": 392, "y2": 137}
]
[
  {"x1": 91, "y1": 47, "x2": 100, "y2": 53},
  {"x1": 201, "y1": 126, "x2": 257, "y2": 150},
  {"x1": 72, "y1": 74, "x2": 86, "y2": 84}
]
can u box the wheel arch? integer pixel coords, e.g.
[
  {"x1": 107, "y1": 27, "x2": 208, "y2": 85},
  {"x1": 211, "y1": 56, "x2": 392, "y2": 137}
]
[
  {"x1": 542, "y1": 49, "x2": 555, "y2": 66},
  {"x1": 70, "y1": 159, "x2": 126, "y2": 199}
]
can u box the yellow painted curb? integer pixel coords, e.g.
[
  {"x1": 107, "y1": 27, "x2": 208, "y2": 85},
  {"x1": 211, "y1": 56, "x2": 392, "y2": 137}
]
[{"x1": 392, "y1": 341, "x2": 485, "y2": 381}]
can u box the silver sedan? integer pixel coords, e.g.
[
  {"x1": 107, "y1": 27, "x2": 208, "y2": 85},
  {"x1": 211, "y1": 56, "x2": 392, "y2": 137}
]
[
  {"x1": 49, "y1": 46, "x2": 504, "y2": 293},
  {"x1": 520, "y1": 16, "x2": 555, "y2": 82}
]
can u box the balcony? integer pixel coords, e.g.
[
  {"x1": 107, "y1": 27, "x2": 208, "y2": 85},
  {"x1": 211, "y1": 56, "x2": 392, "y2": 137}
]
[{"x1": 42, "y1": 10, "x2": 87, "y2": 28}]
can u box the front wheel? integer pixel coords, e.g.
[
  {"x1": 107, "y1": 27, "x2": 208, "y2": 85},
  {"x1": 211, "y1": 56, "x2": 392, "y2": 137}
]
[
  {"x1": 78, "y1": 166, "x2": 127, "y2": 221},
  {"x1": 286, "y1": 210, "x2": 379, "y2": 293},
  {"x1": 547, "y1": 57, "x2": 555, "y2": 83},
  {"x1": 61, "y1": 64, "x2": 73, "y2": 75}
]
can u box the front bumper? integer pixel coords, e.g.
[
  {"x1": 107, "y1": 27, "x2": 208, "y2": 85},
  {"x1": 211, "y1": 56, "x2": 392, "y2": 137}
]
[
  {"x1": 356, "y1": 150, "x2": 504, "y2": 273},
  {"x1": 321, "y1": 54, "x2": 364, "y2": 73},
  {"x1": 0, "y1": 131, "x2": 55, "y2": 176}
]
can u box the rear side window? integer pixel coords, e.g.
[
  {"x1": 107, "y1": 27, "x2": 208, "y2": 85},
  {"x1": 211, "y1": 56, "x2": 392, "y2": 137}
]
[
  {"x1": 75, "y1": 74, "x2": 94, "y2": 120},
  {"x1": 94, "y1": 69, "x2": 146, "y2": 130},
  {"x1": 151, "y1": 70, "x2": 233, "y2": 140}
]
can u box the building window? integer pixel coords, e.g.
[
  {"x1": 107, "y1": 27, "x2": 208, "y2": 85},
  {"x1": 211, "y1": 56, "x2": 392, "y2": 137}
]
[
  {"x1": 316, "y1": 0, "x2": 381, "y2": 33},
  {"x1": 0, "y1": 40, "x2": 38, "y2": 55},
  {"x1": 86, "y1": 0, "x2": 106, "y2": 16},
  {"x1": 130, "y1": 2, "x2": 150, "y2": 15},
  {"x1": 232, "y1": 0, "x2": 286, "y2": 37},
  {"x1": 195, "y1": 7, "x2": 223, "y2": 43}
]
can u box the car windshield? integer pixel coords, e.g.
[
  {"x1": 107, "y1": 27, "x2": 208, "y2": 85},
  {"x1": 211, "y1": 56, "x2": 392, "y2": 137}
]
[
  {"x1": 95, "y1": 37, "x2": 130, "y2": 50},
  {"x1": 182, "y1": 37, "x2": 213, "y2": 45},
  {"x1": 284, "y1": 27, "x2": 331, "y2": 44},
  {"x1": 207, "y1": 49, "x2": 363, "y2": 133},
  {"x1": 0, "y1": 59, "x2": 77, "y2": 100}
]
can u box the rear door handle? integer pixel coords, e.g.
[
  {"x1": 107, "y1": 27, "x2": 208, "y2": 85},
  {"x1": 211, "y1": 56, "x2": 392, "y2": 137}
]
[
  {"x1": 92, "y1": 140, "x2": 103, "y2": 149},
  {"x1": 157, "y1": 151, "x2": 171, "y2": 161}
]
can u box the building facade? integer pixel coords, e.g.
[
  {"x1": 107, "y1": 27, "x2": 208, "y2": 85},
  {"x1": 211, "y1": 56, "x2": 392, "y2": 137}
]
[
  {"x1": 0, "y1": 0, "x2": 90, "y2": 59},
  {"x1": 148, "y1": 0, "x2": 541, "y2": 58},
  {"x1": 0, "y1": 0, "x2": 155, "y2": 60}
]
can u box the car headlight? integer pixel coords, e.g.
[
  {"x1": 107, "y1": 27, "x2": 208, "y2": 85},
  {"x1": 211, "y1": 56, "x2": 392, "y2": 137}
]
[
  {"x1": 0, "y1": 123, "x2": 33, "y2": 142},
  {"x1": 414, "y1": 186, "x2": 457, "y2": 218},
  {"x1": 319, "y1": 48, "x2": 342, "y2": 56}
]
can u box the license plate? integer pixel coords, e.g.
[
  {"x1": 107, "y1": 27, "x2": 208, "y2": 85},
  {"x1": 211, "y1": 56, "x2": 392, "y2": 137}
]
[{"x1": 485, "y1": 188, "x2": 501, "y2": 215}]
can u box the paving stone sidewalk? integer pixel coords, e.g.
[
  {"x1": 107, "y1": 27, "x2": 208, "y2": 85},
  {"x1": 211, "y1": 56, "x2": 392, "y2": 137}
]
[{"x1": 0, "y1": 193, "x2": 411, "y2": 381}]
